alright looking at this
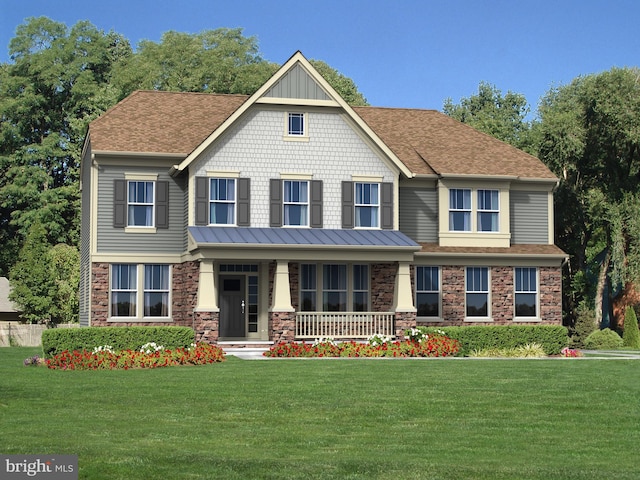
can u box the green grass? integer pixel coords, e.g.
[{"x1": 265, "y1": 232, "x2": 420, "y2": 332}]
[{"x1": 2, "y1": 348, "x2": 639, "y2": 480}]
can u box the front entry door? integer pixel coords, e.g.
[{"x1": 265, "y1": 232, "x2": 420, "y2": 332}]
[{"x1": 219, "y1": 275, "x2": 245, "y2": 338}]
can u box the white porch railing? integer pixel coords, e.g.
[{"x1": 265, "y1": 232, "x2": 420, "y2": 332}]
[{"x1": 295, "y1": 312, "x2": 395, "y2": 339}]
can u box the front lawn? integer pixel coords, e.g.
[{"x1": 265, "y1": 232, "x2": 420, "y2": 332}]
[{"x1": 1, "y1": 347, "x2": 638, "y2": 479}]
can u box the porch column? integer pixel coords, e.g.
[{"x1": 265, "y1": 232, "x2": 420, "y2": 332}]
[
  {"x1": 394, "y1": 261, "x2": 416, "y2": 312},
  {"x1": 196, "y1": 260, "x2": 219, "y2": 311},
  {"x1": 271, "y1": 260, "x2": 294, "y2": 312}
]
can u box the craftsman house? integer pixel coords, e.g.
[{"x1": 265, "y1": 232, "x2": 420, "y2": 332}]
[{"x1": 80, "y1": 51, "x2": 566, "y2": 345}]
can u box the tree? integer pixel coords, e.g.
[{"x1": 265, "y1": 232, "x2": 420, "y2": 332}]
[
  {"x1": 443, "y1": 81, "x2": 534, "y2": 153},
  {"x1": 0, "y1": 17, "x2": 131, "y2": 274},
  {"x1": 111, "y1": 28, "x2": 278, "y2": 96},
  {"x1": 309, "y1": 60, "x2": 368, "y2": 106},
  {"x1": 49, "y1": 243, "x2": 80, "y2": 324},
  {"x1": 622, "y1": 306, "x2": 640, "y2": 349},
  {"x1": 537, "y1": 68, "x2": 640, "y2": 327},
  {"x1": 9, "y1": 223, "x2": 55, "y2": 323}
]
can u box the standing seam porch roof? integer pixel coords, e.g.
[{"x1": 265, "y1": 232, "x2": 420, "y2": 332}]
[{"x1": 189, "y1": 227, "x2": 420, "y2": 249}]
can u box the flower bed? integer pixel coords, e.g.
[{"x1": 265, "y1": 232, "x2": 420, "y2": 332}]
[
  {"x1": 264, "y1": 333, "x2": 459, "y2": 358},
  {"x1": 45, "y1": 342, "x2": 225, "y2": 370}
]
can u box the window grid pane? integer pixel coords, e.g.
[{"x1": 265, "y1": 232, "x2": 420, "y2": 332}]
[
  {"x1": 111, "y1": 264, "x2": 137, "y2": 317},
  {"x1": 209, "y1": 178, "x2": 236, "y2": 225},
  {"x1": 352, "y1": 265, "x2": 369, "y2": 312},
  {"x1": 449, "y1": 189, "x2": 471, "y2": 231},
  {"x1": 283, "y1": 180, "x2": 309, "y2": 226},
  {"x1": 477, "y1": 190, "x2": 499, "y2": 232},
  {"x1": 127, "y1": 181, "x2": 154, "y2": 227},
  {"x1": 355, "y1": 183, "x2": 379, "y2": 228},
  {"x1": 288, "y1": 113, "x2": 304, "y2": 135},
  {"x1": 466, "y1": 267, "x2": 488, "y2": 317},
  {"x1": 416, "y1": 266, "x2": 440, "y2": 317},
  {"x1": 300, "y1": 264, "x2": 317, "y2": 311},
  {"x1": 515, "y1": 268, "x2": 538, "y2": 317},
  {"x1": 144, "y1": 265, "x2": 169, "y2": 317},
  {"x1": 322, "y1": 264, "x2": 347, "y2": 312}
]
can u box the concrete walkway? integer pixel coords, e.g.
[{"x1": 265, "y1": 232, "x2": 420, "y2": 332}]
[
  {"x1": 581, "y1": 350, "x2": 640, "y2": 359},
  {"x1": 224, "y1": 348, "x2": 270, "y2": 360}
]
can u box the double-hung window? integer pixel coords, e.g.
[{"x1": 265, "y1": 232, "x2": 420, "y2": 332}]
[
  {"x1": 128, "y1": 181, "x2": 154, "y2": 227},
  {"x1": 515, "y1": 267, "x2": 538, "y2": 318},
  {"x1": 111, "y1": 264, "x2": 170, "y2": 318},
  {"x1": 111, "y1": 264, "x2": 137, "y2": 317},
  {"x1": 466, "y1": 267, "x2": 489, "y2": 318},
  {"x1": 323, "y1": 264, "x2": 347, "y2": 311},
  {"x1": 209, "y1": 178, "x2": 235, "y2": 225},
  {"x1": 283, "y1": 180, "x2": 308, "y2": 226},
  {"x1": 449, "y1": 189, "x2": 471, "y2": 231},
  {"x1": 416, "y1": 266, "x2": 440, "y2": 317},
  {"x1": 300, "y1": 264, "x2": 317, "y2": 311},
  {"x1": 477, "y1": 189, "x2": 499, "y2": 232},
  {"x1": 144, "y1": 265, "x2": 170, "y2": 317},
  {"x1": 288, "y1": 113, "x2": 305, "y2": 136},
  {"x1": 355, "y1": 182, "x2": 379, "y2": 228},
  {"x1": 352, "y1": 265, "x2": 369, "y2": 312}
]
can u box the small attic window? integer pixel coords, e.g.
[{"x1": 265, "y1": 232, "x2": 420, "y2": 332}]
[{"x1": 288, "y1": 113, "x2": 305, "y2": 136}]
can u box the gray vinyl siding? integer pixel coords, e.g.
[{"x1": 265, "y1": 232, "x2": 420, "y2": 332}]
[
  {"x1": 510, "y1": 190, "x2": 548, "y2": 244},
  {"x1": 399, "y1": 187, "x2": 438, "y2": 242},
  {"x1": 96, "y1": 167, "x2": 186, "y2": 253},
  {"x1": 79, "y1": 143, "x2": 92, "y2": 326},
  {"x1": 263, "y1": 63, "x2": 330, "y2": 101}
]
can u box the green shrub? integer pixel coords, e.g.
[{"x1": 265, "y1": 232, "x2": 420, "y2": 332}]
[
  {"x1": 416, "y1": 325, "x2": 568, "y2": 356},
  {"x1": 42, "y1": 326, "x2": 195, "y2": 358},
  {"x1": 584, "y1": 328, "x2": 623, "y2": 350},
  {"x1": 622, "y1": 306, "x2": 640, "y2": 349},
  {"x1": 569, "y1": 304, "x2": 597, "y2": 348}
]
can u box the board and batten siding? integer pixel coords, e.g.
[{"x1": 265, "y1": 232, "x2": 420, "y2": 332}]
[
  {"x1": 399, "y1": 186, "x2": 438, "y2": 243},
  {"x1": 510, "y1": 190, "x2": 549, "y2": 244},
  {"x1": 96, "y1": 167, "x2": 186, "y2": 253}
]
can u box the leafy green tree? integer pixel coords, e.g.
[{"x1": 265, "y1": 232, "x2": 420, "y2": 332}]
[
  {"x1": 111, "y1": 28, "x2": 277, "y2": 96},
  {"x1": 443, "y1": 81, "x2": 534, "y2": 153},
  {"x1": 537, "y1": 68, "x2": 640, "y2": 327},
  {"x1": 309, "y1": 59, "x2": 368, "y2": 106},
  {"x1": 9, "y1": 223, "x2": 55, "y2": 323},
  {"x1": 0, "y1": 17, "x2": 131, "y2": 274}
]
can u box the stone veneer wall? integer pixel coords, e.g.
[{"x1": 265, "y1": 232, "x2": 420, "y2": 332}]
[
  {"x1": 90, "y1": 262, "x2": 209, "y2": 333},
  {"x1": 417, "y1": 265, "x2": 563, "y2": 326}
]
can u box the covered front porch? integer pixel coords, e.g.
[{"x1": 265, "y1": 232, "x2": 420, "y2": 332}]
[{"x1": 188, "y1": 227, "x2": 420, "y2": 344}]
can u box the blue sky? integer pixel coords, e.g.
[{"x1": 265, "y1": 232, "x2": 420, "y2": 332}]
[{"x1": 1, "y1": 0, "x2": 638, "y2": 117}]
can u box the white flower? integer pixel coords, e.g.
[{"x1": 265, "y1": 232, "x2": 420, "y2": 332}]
[
  {"x1": 140, "y1": 342, "x2": 165, "y2": 354},
  {"x1": 92, "y1": 345, "x2": 114, "y2": 354}
]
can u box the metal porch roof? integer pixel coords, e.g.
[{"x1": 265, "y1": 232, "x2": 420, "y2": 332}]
[{"x1": 188, "y1": 227, "x2": 420, "y2": 249}]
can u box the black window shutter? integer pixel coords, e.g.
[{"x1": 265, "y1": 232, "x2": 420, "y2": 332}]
[
  {"x1": 237, "y1": 178, "x2": 250, "y2": 226},
  {"x1": 195, "y1": 177, "x2": 209, "y2": 225},
  {"x1": 270, "y1": 179, "x2": 282, "y2": 227},
  {"x1": 341, "y1": 181, "x2": 354, "y2": 229},
  {"x1": 310, "y1": 180, "x2": 323, "y2": 228},
  {"x1": 381, "y1": 182, "x2": 393, "y2": 230},
  {"x1": 114, "y1": 179, "x2": 126, "y2": 228},
  {"x1": 156, "y1": 181, "x2": 169, "y2": 229}
]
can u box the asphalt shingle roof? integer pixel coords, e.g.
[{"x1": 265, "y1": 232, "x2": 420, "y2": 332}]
[{"x1": 89, "y1": 90, "x2": 556, "y2": 180}]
